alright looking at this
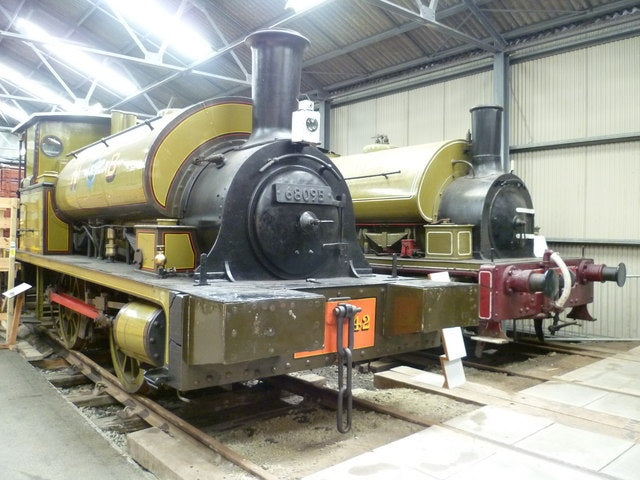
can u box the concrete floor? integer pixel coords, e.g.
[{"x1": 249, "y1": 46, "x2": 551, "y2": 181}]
[
  {"x1": 305, "y1": 346, "x2": 640, "y2": 480},
  {"x1": 0, "y1": 348, "x2": 155, "y2": 480},
  {"x1": 3, "y1": 336, "x2": 639, "y2": 480}
]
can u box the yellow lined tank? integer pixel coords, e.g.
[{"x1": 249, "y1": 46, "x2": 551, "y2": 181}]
[
  {"x1": 332, "y1": 140, "x2": 470, "y2": 223},
  {"x1": 55, "y1": 98, "x2": 252, "y2": 221}
]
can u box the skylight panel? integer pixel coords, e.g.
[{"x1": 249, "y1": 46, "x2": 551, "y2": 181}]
[
  {"x1": 107, "y1": 0, "x2": 214, "y2": 62},
  {"x1": 16, "y1": 18, "x2": 139, "y2": 97}
]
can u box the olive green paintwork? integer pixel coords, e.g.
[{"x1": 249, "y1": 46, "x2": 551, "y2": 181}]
[
  {"x1": 383, "y1": 280, "x2": 478, "y2": 335},
  {"x1": 12, "y1": 114, "x2": 111, "y2": 183},
  {"x1": 186, "y1": 292, "x2": 325, "y2": 365},
  {"x1": 54, "y1": 101, "x2": 252, "y2": 221},
  {"x1": 424, "y1": 224, "x2": 473, "y2": 260},
  {"x1": 15, "y1": 251, "x2": 174, "y2": 309},
  {"x1": 113, "y1": 302, "x2": 164, "y2": 365},
  {"x1": 135, "y1": 224, "x2": 197, "y2": 272},
  {"x1": 16, "y1": 251, "x2": 174, "y2": 363},
  {"x1": 332, "y1": 140, "x2": 470, "y2": 223},
  {"x1": 19, "y1": 181, "x2": 71, "y2": 254},
  {"x1": 110, "y1": 111, "x2": 137, "y2": 135},
  {"x1": 364, "y1": 254, "x2": 486, "y2": 272},
  {"x1": 17, "y1": 249, "x2": 480, "y2": 391}
]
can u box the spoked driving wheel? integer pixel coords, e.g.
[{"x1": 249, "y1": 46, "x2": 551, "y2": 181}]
[
  {"x1": 109, "y1": 329, "x2": 148, "y2": 393},
  {"x1": 57, "y1": 307, "x2": 87, "y2": 349},
  {"x1": 55, "y1": 276, "x2": 87, "y2": 349}
]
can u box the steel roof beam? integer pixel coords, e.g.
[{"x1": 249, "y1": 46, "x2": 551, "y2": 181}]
[
  {"x1": 365, "y1": 0, "x2": 500, "y2": 53},
  {"x1": 108, "y1": 4, "x2": 151, "y2": 59},
  {"x1": 304, "y1": 0, "x2": 637, "y2": 88},
  {"x1": 485, "y1": 0, "x2": 640, "y2": 38},
  {"x1": 0, "y1": 93, "x2": 69, "y2": 109},
  {"x1": 326, "y1": 11, "x2": 640, "y2": 104},
  {"x1": 108, "y1": 0, "x2": 339, "y2": 109},
  {"x1": 0, "y1": 29, "x2": 250, "y2": 87},
  {"x1": 197, "y1": 5, "x2": 249, "y2": 80},
  {"x1": 306, "y1": 22, "x2": 421, "y2": 68},
  {"x1": 304, "y1": 0, "x2": 496, "y2": 67},
  {"x1": 0, "y1": 0, "x2": 25, "y2": 46},
  {"x1": 322, "y1": 0, "x2": 640, "y2": 96},
  {"x1": 463, "y1": 0, "x2": 505, "y2": 49},
  {"x1": 29, "y1": 46, "x2": 77, "y2": 101}
]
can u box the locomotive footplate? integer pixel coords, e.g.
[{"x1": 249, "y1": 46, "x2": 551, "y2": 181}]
[
  {"x1": 170, "y1": 278, "x2": 478, "y2": 391},
  {"x1": 17, "y1": 251, "x2": 479, "y2": 393}
]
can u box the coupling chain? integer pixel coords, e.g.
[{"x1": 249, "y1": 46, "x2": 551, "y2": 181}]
[{"x1": 334, "y1": 302, "x2": 361, "y2": 433}]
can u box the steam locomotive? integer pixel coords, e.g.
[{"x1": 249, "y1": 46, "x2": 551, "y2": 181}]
[
  {"x1": 12, "y1": 29, "x2": 477, "y2": 431},
  {"x1": 331, "y1": 106, "x2": 626, "y2": 344}
]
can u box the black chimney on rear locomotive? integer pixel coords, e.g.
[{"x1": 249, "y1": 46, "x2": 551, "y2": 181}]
[
  {"x1": 438, "y1": 105, "x2": 535, "y2": 259},
  {"x1": 245, "y1": 29, "x2": 310, "y2": 145},
  {"x1": 469, "y1": 105, "x2": 504, "y2": 175}
]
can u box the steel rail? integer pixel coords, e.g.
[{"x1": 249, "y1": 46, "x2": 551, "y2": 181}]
[
  {"x1": 513, "y1": 339, "x2": 640, "y2": 363},
  {"x1": 266, "y1": 375, "x2": 439, "y2": 428},
  {"x1": 56, "y1": 346, "x2": 279, "y2": 480}
]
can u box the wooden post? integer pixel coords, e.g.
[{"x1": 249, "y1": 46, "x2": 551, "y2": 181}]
[
  {"x1": 1, "y1": 283, "x2": 31, "y2": 350},
  {"x1": 1, "y1": 293, "x2": 24, "y2": 350}
]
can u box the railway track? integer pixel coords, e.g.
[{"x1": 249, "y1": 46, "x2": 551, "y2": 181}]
[
  {"x1": 47, "y1": 340, "x2": 279, "y2": 480},
  {"x1": 515, "y1": 338, "x2": 640, "y2": 361},
  {"x1": 395, "y1": 337, "x2": 640, "y2": 391},
  {"x1": 30, "y1": 328, "x2": 465, "y2": 479},
  {"x1": 28, "y1": 326, "x2": 640, "y2": 479}
]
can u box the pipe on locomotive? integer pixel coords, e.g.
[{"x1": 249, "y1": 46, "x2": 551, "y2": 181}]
[
  {"x1": 469, "y1": 105, "x2": 504, "y2": 175},
  {"x1": 245, "y1": 29, "x2": 309, "y2": 145}
]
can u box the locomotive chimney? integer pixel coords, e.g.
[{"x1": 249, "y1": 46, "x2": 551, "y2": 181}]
[
  {"x1": 245, "y1": 29, "x2": 310, "y2": 145},
  {"x1": 470, "y1": 105, "x2": 504, "y2": 175}
]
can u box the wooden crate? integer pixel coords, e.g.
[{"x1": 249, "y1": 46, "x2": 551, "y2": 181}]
[{"x1": 0, "y1": 197, "x2": 18, "y2": 327}]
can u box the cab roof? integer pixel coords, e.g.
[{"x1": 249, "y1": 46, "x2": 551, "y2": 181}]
[{"x1": 12, "y1": 113, "x2": 111, "y2": 134}]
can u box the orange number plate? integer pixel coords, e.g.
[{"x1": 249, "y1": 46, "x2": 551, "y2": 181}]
[{"x1": 294, "y1": 298, "x2": 376, "y2": 359}]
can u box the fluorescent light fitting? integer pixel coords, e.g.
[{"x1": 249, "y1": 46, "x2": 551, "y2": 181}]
[
  {"x1": 16, "y1": 18, "x2": 139, "y2": 97},
  {"x1": 107, "y1": 0, "x2": 214, "y2": 61},
  {"x1": 286, "y1": 0, "x2": 328, "y2": 13}
]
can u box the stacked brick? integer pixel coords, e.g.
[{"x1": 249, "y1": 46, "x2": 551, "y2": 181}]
[{"x1": 0, "y1": 165, "x2": 20, "y2": 197}]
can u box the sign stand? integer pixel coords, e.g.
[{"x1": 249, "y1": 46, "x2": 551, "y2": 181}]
[{"x1": 439, "y1": 326, "x2": 467, "y2": 389}]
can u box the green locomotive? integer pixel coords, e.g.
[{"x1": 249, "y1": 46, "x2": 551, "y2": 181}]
[{"x1": 11, "y1": 30, "x2": 477, "y2": 431}]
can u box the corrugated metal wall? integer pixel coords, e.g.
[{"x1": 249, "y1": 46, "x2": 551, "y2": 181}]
[
  {"x1": 512, "y1": 142, "x2": 640, "y2": 241},
  {"x1": 330, "y1": 71, "x2": 493, "y2": 155},
  {"x1": 329, "y1": 34, "x2": 640, "y2": 339},
  {"x1": 511, "y1": 38, "x2": 640, "y2": 142},
  {"x1": 541, "y1": 243, "x2": 640, "y2": 339},
  {"x1": 511, "y1": 38, "x2": 640, "y2": 143},
  {"x1": 509, "y1": 36, "x2": 640, "y2": 338}
]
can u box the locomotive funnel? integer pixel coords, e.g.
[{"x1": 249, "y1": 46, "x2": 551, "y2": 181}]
[
  {"x1": 470, "y1": 105, "x2": 503, "y2": 175},
  {"x1": 245, "y1": 29, "x2": 310, "y2": 145}
]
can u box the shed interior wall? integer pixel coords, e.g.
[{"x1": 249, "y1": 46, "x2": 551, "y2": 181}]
[
  {"x1": 330, "y1": 71, "x2": 493, "y2": 155},
  {"x1": 329, "y1": 35, "x2": 640, "y2": 338}
]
